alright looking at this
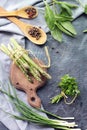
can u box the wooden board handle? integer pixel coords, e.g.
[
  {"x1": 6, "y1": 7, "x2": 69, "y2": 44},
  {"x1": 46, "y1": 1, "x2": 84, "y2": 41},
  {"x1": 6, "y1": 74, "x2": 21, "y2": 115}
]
[{"x1": 26, "y1": 88, "x2": 41, "y2": 108}]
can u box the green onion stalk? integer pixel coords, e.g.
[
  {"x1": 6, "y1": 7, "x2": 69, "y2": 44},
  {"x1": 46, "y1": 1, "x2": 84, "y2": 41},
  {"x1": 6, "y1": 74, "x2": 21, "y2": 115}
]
[
  {"x1": 0, "y1": 38, "x2": 51, "y2": 82},
  {"x1": 0, "y1": 83, "x2": 81, "y2": 130}
]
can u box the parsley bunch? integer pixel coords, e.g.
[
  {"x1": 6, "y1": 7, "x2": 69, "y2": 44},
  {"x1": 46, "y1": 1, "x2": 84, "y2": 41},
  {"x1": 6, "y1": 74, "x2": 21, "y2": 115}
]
[{"x1": 51, "y1": 74, "x2": 80, "y2": 104}]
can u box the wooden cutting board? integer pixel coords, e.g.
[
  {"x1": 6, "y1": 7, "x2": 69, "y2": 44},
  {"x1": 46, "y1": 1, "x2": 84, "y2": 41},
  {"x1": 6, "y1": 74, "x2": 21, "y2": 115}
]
[{"x1": 10, "y1": 59, "x2": 47, "y2": 108}]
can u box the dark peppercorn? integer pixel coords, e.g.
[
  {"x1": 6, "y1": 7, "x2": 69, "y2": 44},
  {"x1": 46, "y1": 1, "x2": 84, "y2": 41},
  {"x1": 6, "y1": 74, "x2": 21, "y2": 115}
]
[
  {"x1": 28, "y1": 27, "x2": 41, "y2": 40},
  {"x1": 56, "y1": 51, "x2": 59, "y2": 53},
  {"x1": 25, "y1": 7, "x2": 37, "y2": 18},
  {"x1": 51, "y1": 47, "x2": 55, "y2": 50}
]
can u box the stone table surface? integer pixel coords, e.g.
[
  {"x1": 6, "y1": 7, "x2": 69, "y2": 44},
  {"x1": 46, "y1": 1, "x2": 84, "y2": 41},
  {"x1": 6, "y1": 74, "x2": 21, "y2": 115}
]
[{"x1": 1, "y1": 13, "x2": 87, "y2": 130}]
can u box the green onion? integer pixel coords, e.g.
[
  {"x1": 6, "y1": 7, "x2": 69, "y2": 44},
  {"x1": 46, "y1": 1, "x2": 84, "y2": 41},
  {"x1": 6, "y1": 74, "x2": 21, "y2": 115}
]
[{"x1": 0, "y1": 83, "x2": 81, "y2": 130}]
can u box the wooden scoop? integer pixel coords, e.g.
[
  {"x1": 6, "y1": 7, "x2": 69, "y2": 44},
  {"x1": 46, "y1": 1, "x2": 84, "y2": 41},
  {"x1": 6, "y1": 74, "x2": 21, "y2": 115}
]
[
  {"x1": 0, "y1": 6, "x2": 38, "y2": 19},
  {"x1": 0, "y1": 7, "x2": 47, "y2": 45},
  {"x1": 10, "y1": 59, "x2": 47, "y2": 108}
]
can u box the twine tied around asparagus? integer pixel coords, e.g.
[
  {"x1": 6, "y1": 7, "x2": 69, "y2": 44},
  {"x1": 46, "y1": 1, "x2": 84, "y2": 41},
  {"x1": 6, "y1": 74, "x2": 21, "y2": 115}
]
[{"x1": 10, "y1": 47, "x2": 28, "y2": 63}]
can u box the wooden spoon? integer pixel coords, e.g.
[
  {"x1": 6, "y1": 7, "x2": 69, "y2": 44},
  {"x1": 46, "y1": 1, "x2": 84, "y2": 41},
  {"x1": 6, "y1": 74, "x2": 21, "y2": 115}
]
[
  {"x1": 0, "y1": 7, "x2": 47, "y2": 45},
  {"x1": 0, "y1": 6, "x2": 38, "y2": 19},
  {"x1": 10, "y1": 59, "x2": 47, "y2": 108}
]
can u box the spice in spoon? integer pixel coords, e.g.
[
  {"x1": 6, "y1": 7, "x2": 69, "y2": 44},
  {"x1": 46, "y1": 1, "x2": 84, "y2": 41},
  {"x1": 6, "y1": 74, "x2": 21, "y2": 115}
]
[
  {"x1": 28, "y1": 27, "x2": 41, "y2": 40},
  {"x1": 25, "y1": 7, "x2": 37, "y2": 18}
]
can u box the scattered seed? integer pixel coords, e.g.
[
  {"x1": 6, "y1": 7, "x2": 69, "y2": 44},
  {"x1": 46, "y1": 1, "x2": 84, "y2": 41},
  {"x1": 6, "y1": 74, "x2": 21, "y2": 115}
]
[
  {"x1": 51, "y1": 47, "x2": 55, "y2": 50},
  {"x1": 56, "y1": 51, "x2": 59, "y2": 53}
]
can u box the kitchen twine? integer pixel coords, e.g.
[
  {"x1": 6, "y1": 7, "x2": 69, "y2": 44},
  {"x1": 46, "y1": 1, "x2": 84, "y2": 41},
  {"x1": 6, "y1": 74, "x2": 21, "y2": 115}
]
[
  {"x1": 61, "y1": 92, "x2": 78, "y2": 105},
  {"x1": 9, "y1": 45, "x2": 50, "y2": 69},
  {"x1": 9, "y1": 47, "x2": 28, "y2": 63},
  {"x1": 64, "y1": 94, "x2": 78, "y2": 105}
]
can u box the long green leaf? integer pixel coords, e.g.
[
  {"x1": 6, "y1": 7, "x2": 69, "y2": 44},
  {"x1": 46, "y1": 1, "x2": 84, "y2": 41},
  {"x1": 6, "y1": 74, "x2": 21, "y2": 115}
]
[
  {"x1": 60, "y1": 3, "x2": 72, "y2": 16},
  {"x1": 60, "y1": 21, "x2": 77, "y2": 35},
  {"x1": 44, "y1": 1, "x2": 55, "y2": 30},
  {"x1": 83, "y1": 29, "x2": 87, "y2": 33},
  {"x1": 60, "y1": 2, "x2": 78, "y2": 8},
  {"x1": 55, "y1": 21, "x2": 76, "y2": 36},
  {"x1": 53, "y1": 1, "x2": 78, "y2": 16},
  {"x1": 51, "y1": 25, "x2": 62, "y2": 42},
  {"x1": 55, "y1": 15, "x2": 73, "y2": 22},
  {"x1": 55, "y1": 22, "x2": 74, "y2": 36},
  {"x1": 84, "y1": 4, "x2": 87, "y2": 14},
  {"x1": 53, "y1": 1, "x2": 78, "y2": 8}
]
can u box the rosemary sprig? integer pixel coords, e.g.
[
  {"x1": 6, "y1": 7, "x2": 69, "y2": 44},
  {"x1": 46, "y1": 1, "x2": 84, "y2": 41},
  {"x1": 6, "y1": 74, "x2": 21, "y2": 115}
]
[{"x1": 0, "y1": 38, "x2": 51, "y2": 82}]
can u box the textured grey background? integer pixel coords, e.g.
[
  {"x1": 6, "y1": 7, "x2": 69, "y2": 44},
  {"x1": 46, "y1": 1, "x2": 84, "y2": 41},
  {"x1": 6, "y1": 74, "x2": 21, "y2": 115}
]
[
  {"x1": 26, "y1": 14, "x2": 87, "y2": 130},
  {"x1": 0, "y1": 5, "x2": 87, "y2": 130}
]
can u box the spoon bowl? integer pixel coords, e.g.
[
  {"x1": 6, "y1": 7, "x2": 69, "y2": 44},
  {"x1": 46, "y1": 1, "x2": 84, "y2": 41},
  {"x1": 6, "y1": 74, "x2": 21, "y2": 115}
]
[
  {"x1": 0, "y1": 6, "x2": 38, "y2": 19},
  {"x1": 0, "y1": 7, "x2": 47, "y2": 45},
  {"x1": 25, "y1": 25, "x2": 47, "y2": 45}
]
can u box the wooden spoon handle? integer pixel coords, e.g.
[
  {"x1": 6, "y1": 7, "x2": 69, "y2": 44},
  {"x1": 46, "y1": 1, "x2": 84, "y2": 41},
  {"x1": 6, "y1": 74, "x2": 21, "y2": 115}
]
[
  {"x1": 0, "y1": 11, "x2": 17, "y2": 17},
  {"x1": 7, "y1": 17, "x2": 28, "y2": 31},
  {"x1": 26, "y1": 89, "x2": 41, "y2": 108},
  {"x1": 0, "y1": 7, "x2": 29, "y2": 31}
]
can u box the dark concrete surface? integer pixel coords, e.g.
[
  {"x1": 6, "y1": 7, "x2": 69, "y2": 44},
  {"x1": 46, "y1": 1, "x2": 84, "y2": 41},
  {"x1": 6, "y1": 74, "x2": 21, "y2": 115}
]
[{"x1": 1, "y1": 14, "x2": 87, "y2": 130}]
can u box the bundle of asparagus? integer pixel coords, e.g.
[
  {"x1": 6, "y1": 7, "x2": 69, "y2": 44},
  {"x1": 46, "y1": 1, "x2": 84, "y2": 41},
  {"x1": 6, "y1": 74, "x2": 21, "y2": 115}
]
[{"x1": 0, "y1": 38, "x2": 51, "y2": 83}]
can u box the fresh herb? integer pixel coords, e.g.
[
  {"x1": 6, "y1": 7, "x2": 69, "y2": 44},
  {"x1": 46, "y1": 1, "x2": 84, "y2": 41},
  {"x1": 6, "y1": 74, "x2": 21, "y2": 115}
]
[
  {"x1": 51, "y1": 74, "x2": 80, "y2": 104},
  {"x1": 84, "y1": 5, "x2": 87, "y2": 14},
  {"x1": 83, "y1": 4, "x2": 87, "y2": 32},
  {"x1": 0, "y1": 38, "x2": 51, "y2": 83},
  {"x1": 44, "y1": 0, "x2": 77, "y2": 42},
  {"x1": 77, "y1": 0, "x2": 87, "y2": 15},
  {"x1": 0, "y1": 82, "x2": 81, "y2": 130},
  {"x1": 53, "y1": 0, "x2": 78, "y2": 16},
  {"x1": 77, "y1": 0, "x2": 87, "y2": 32}
]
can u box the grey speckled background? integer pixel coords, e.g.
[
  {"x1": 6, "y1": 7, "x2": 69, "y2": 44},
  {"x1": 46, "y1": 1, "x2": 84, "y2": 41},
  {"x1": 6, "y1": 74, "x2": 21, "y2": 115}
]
[
  {"x1": 25, "y1": 14, "x2": 87, "y2": 130},
  {"x1": 0, "y1": 13, "x2": 87, "y2": 130}
]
